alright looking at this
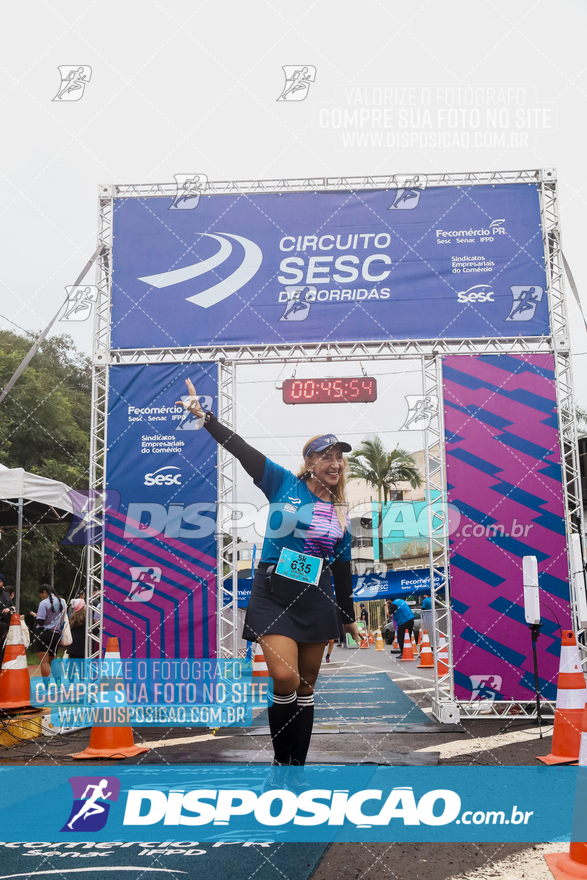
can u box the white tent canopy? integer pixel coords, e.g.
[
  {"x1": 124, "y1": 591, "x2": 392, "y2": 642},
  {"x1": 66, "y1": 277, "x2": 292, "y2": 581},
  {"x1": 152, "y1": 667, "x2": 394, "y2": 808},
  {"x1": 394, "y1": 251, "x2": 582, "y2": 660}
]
[
  {"x1": 0, "y1": 464, "x2": 76, "y2": 521},
  {"x1": 0, "y1": 463, "x2": 80, "y2": 609}
]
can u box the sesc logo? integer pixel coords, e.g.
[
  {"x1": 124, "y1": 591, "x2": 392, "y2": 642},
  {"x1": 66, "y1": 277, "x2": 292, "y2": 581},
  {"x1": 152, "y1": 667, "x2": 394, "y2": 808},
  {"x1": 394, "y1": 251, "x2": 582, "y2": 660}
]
[
  {"x1": 138, "y1": 232, "x2": 263, "y2": 309},
  {"x1": 355, "y1": 574, "x2": 386, "y2": 597},
  {"x1": 457, "y1": 284, "x2": 495, "y2": 304},
  {"x1": 144, "y1": 466, "x2": 182, "y2": 487}
]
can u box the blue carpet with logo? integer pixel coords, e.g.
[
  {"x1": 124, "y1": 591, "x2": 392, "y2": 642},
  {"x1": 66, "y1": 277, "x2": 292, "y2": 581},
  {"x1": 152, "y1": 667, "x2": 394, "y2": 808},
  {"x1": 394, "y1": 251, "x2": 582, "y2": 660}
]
[
  {"x1": 251, "y1": 673, "x2": 429, "y2": 726},
  {"x1": 0, "y1": 841, "x2": 328, "y2": 880}
]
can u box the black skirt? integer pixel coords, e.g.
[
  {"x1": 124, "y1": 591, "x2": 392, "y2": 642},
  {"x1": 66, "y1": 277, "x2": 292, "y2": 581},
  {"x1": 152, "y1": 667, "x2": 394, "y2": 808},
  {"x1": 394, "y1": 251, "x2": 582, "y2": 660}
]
[
  {"x1": 34, "y1": 627, "x2": 62, "y2": 654},
  {"x1": 242, "y1": 562, "x2": 340, "y2": 643}
]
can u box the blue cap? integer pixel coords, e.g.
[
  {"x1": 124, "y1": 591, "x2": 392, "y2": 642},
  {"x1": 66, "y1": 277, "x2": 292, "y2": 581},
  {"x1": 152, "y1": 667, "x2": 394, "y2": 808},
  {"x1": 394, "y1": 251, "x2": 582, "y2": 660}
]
[
  {"x1": 303, "y1": 434, "x2": 352, "y2": 458},
  {"x1": 0, "y1": 574, "x2": 4, "y2": 582}
]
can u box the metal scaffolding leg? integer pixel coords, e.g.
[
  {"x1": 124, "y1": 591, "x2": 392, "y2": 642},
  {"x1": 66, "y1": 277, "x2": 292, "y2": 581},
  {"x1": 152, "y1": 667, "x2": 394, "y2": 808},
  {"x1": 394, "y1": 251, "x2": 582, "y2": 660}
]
[
  {"x1": 216, "y1": 360, "x2": 239, "y2": 658},
  {"x1": 423, "y1": 355, "x2": 458, "y2": 724}
]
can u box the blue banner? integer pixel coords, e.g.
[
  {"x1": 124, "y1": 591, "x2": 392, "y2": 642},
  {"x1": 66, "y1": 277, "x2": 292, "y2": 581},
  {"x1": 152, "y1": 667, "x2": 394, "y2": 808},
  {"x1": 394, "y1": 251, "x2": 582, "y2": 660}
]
[
  {"x1": 226, "y1": 569, "x2": 443, "y2": 608},
  {"x1": 353, "y1": 569, "x2": 444, "y2": 601},
  {"x1": 111, "y1": 185, "x2": 548, "y2": 347},
  {"x1": 104, "y1": 363, "x2": 218, "y2": 659},
  {"x1": 0, "y1": 766, "x2": 577, "y2": 843}
]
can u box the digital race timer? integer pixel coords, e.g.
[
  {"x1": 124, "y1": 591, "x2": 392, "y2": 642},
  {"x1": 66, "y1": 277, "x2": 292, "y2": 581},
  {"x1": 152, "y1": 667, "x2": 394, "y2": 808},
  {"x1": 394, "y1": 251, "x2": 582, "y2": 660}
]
[{"x1": 282, "y1": 377, "x2": 378, "y2": 405}]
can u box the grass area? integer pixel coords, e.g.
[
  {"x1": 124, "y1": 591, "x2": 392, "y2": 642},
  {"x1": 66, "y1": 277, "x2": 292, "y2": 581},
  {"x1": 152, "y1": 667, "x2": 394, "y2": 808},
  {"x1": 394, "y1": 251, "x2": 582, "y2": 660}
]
[{"x1": 26, "y1": 648, "x2": 66, "y2": 666}]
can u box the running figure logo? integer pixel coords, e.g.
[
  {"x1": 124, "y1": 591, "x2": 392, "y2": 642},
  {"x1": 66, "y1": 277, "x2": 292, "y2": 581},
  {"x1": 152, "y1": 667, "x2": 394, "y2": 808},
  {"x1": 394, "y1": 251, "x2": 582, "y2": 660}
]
[
  {"x1": 389, "y1": 189, "x2": 421, "y2": 210},
  {"x1": 277, "y1": 66, "x2": 316, "y2": 101},
  {"x1": 61, "y1": 285, "x2": 98, "y2": 322},
  {"x1": 176, "y1": 393, "x2": 213, "y2": 430},
  {"x1": 62, "y1": 776, "x2": 120, "y2": 832},
  {"x1": 505, "y1": 285, "x2": 544, "y2": 321},
  {"x1": 126, "y1": 567, "x2": 162, "y2": 603},
  {"x1": 468, "y1": 675, "x2": 503, "y2": 704},
  {"x1": 52, "y1": 66, "x2": 92, "y2": 102},
  {"x1": 170, "y1": 173, "x2": 208, "y2": 210},
  {"x1": 401, "y1": 395, "x2": 438, "y2": 431},
  {"x1": 61, "y1": 489, "x2": 120, "y2": 546},
  {"x1": 389, "y1": 175, "x2": 427, "y2": 210},
  {"x1": 278, "y1": 286, "x2": 316, "y2": 322}
]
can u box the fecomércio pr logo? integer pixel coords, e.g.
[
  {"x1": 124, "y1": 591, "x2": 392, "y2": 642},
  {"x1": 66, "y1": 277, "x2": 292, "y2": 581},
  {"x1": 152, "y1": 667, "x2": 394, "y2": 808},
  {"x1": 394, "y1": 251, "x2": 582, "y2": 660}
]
[{"x1": 61, "y1": 776, "x2": 120, "y2": 832}]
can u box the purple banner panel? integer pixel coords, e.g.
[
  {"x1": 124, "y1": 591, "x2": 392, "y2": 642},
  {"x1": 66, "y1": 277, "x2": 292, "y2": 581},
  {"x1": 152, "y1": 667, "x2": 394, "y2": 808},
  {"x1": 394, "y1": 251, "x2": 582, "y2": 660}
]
[
  {"x1": 104, "y1": 363, "x2": 218, "y2": 659},
  {"x1": 443, "y1": 354, "x2": 570, "y2": 703}
]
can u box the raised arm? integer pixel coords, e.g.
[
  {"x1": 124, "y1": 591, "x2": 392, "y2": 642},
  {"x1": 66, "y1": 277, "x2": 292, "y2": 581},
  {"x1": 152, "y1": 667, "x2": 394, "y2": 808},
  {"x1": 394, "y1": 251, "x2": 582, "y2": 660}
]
[
  {"x1": 177, "y1": 379, "x2": 265, "y2": 483},
  {"x1": 330, "y1": 559, "x2": 355, "y2": 624}
]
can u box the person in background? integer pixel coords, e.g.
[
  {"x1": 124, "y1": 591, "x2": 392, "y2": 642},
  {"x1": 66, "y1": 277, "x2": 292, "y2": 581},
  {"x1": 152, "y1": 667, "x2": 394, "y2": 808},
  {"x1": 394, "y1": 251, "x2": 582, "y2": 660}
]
[
  {"x1": 421, "y1": 592, "x2": 432, "y2": 639},
  {"x1": 359, "y1": 603, "x2": 369, "y2": 629},
  {"x1": 0, "y1": 578, "x2": 13, "y2": 665},
  {"x1": 29, "y1": 585, "x2": 66, "y2": 680},
  {"x1": 67, "y1": 599, "x2": 86, "y2": 659},
  {"x1": 68, "y1": 591, "x2": 84, "y2": 618},
  {"x1": 388, "y1": 598, "x2": 415, "y2": 655},
  {"x1": 324, "y1": 638, "x2": 335, "y2": 663},
  {"x1": 0, "y1": 575, "x2": 10, "y2": 621}
]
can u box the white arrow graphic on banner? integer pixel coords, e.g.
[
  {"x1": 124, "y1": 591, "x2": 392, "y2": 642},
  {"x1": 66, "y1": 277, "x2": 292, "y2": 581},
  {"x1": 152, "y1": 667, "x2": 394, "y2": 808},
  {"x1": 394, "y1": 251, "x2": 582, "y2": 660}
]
[{"x1": 137, "y1": 232, "x2": 262, "y2": 309}]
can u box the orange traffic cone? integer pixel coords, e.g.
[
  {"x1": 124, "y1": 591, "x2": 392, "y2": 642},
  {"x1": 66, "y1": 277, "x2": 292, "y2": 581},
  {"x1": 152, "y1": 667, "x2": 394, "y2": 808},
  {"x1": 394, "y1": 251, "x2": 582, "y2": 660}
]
[
  {"x1": 105, "y1": 637, "x2": 120, "y2": 659},
  {"x1": 399, "y1": 635, "x2": 415, "y2": 662},
  {"x1": 418, "y1": 631, "x2": 434, "y2": 668},
  {"x1": 253, "y1": 642, "x2": 269, "y2": 677},
  {"x1": 359, "y1": 632, "x2": 369, "y2": 649},
  {"x1": 437, "y1": 637, "x2": 449, "y2": 676},
  {"x1": 411, "y1": 631, "x2": 419, "y2": 656},
  {"x1": 537, "y1": 630, "x2": 586, "y2": 765},
  {"x1": 375, "y1": 630, "x2": 385, "y2": 651},
  {"x1": 368, "y1": 630, "x2": 375, "y2": 646},
  {"x1": 0, "y1": 614, "x2": 31, "y2": 709},
  {"x1": 72, "y1": 637, "x2": 147, "y2": 760},
  {"x1": 544, "y1": 697, "x2": 587, "y2": 877},
  {"x1": 392, "y1": 633, "x2": 399, "y2": 652}
]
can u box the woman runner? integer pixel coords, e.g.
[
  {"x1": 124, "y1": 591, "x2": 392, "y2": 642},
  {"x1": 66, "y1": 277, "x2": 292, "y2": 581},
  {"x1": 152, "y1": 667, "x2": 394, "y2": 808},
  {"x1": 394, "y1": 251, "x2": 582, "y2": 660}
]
[
  {"x1": 177, "y1": 379, "x2": 360, "y2": 770},
  {"x1": 29, "y1": 585, "x2": 66, "y2": 679}
]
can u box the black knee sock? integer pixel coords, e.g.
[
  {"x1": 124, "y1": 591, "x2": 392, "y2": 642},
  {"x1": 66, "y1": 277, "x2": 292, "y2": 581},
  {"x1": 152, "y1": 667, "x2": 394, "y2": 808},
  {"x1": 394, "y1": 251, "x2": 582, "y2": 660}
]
[
  {"x1": 289, "y1": 693, "x2": 314, "y2": 766},
  {"x1": 267, "y1": 691, "x2": 298, "y2": 764}
]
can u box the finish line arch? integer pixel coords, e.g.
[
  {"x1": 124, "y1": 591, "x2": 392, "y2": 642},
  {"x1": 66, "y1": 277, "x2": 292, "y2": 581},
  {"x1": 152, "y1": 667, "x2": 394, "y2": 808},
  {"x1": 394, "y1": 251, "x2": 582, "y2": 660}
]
[{"x1": 86, "y1": 168, "x2": 583, "y2": 722}]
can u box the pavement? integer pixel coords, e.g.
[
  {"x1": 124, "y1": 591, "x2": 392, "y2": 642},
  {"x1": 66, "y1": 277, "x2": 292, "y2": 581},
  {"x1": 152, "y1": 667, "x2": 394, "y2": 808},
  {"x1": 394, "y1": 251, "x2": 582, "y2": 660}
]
[{"x1": 0, "y1": 643, "x2": 560, "y2": 879}]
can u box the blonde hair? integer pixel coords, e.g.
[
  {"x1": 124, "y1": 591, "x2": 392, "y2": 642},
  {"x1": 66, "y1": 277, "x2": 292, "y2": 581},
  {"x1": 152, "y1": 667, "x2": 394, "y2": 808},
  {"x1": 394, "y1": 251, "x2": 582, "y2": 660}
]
[
  {"x1": 297, "y1": 435, "x2": 349, "y2": 531},
  {"x1": 70, "y1": 606, "x2": 86, "y2": 629}
]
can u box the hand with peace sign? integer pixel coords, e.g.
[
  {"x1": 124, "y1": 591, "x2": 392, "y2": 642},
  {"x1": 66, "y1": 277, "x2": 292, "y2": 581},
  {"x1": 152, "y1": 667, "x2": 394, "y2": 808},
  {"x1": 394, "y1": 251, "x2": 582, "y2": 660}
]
[{"x1": 176, "y1": 378, "x2": 205, "y2": 419}]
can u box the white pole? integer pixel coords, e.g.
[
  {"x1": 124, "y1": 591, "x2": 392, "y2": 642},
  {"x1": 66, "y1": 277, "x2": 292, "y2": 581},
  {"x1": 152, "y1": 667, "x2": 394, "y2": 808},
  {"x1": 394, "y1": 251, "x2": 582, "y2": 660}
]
[{"x1": 15, "y1": 497, "x2": 23, "y2": 612}]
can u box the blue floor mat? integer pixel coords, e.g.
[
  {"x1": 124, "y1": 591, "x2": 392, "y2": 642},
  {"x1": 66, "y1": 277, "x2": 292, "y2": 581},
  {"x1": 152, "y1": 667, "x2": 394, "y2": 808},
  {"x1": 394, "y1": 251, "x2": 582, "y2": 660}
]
[
  {"x1": 252, "y1": 673, "x2": 429, "y2": 725},
  {"x1": 0, "y1": 841, "x2": 329, "y2": 880}
]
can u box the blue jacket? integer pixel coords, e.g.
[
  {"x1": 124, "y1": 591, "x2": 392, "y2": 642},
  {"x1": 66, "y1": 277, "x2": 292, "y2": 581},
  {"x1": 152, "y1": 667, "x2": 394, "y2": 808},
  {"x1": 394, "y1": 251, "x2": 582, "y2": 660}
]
[
  {"x1": 391, "y1": 599, "x2": 415, "y2": 626},
  {"x1": 421, "y1": 597, "x2": 431, "y2": 610}
]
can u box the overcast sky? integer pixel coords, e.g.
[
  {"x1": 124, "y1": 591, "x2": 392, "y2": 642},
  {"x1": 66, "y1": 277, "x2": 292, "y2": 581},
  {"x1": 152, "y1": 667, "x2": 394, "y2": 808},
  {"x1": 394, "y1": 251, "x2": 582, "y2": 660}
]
[{"x1": 2, "y1": 0, "x2": 586, "y2": 509}]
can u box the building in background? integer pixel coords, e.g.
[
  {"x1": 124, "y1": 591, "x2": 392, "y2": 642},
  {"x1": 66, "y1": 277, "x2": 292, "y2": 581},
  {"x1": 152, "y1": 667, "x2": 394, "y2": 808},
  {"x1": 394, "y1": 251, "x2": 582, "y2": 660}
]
[{"x1": 347, "y1": 446, "x2": 435, "y2": 575}]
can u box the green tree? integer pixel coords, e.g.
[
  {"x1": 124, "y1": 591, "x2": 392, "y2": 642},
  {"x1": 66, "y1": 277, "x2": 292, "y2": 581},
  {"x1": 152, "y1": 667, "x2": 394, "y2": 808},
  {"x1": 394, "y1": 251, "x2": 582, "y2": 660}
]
[
  {"x1": 576, "y1": 405, "x2": 587, "y2": 434},
  {"x1": 0, "y1": 330, "x2": 91, "y2": 613},
  {"x1": 348, "y1": 436, "x2": 421, "y2": 564}
]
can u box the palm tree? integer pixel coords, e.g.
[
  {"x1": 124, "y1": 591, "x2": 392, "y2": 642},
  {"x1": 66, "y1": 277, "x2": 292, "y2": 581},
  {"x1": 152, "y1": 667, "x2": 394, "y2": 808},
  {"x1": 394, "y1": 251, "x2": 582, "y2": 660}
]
[{"x1": 348, "y1": 437, "x2": 422, "y2": 564}]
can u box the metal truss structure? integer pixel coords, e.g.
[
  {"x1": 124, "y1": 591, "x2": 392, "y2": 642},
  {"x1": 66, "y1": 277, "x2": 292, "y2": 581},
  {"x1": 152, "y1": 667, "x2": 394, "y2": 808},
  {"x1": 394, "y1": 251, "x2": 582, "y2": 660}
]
[
  {"x1": 542, "y1": 177, "x2": 586, "y2": 666},
  {"x1": 216, "y1": 361, "x2": 238, "y2": 658},
  {"x1": 103, "y1": 167, "x2": 545, "y2": 200},
  {"x1": 85, "y1": 193, "x2": 113, "y2": 661},
  {"x1": 422, "y1": 356, "x2": 458, "y2": 723},
  {"x1": 87, "y1": 169, "x2": 583, "y2": 722}
]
